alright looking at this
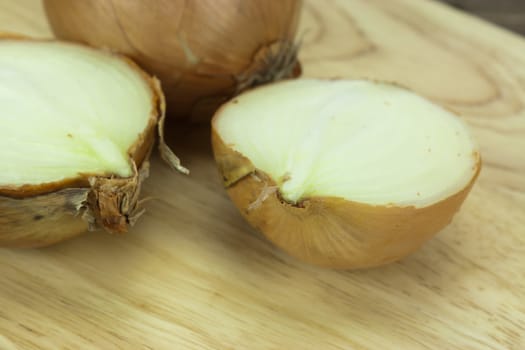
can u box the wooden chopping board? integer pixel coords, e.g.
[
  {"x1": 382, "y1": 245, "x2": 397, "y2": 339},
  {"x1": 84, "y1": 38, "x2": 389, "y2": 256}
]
[{"x1": 1, "y1": 0, "x2": 524, "y2": 349}]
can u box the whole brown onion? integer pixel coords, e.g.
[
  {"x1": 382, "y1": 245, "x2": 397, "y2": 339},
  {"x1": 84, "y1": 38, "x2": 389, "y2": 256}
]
[{"x1": 44, "y1": 0, "x2": 303, "y2": 122}]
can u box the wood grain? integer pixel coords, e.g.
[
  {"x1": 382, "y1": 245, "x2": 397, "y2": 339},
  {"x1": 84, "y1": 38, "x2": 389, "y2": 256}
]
[{"x1": 1, "y1": 0, "x2": 524, "y2": 349}]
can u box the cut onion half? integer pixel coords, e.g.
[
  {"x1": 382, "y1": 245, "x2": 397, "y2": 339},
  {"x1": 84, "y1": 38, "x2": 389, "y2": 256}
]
[
  {"x1": 212, "y1": 79, "x2": 481, "y2": 269},
  {"x1": 0, "y1": 35, "x2": 184, "y2": 247}
]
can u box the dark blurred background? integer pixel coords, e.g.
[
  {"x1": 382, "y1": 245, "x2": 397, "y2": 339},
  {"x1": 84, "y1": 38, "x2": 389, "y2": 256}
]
[{"x1": 439, "y1": 0, "x2": 525, "y2": 35}]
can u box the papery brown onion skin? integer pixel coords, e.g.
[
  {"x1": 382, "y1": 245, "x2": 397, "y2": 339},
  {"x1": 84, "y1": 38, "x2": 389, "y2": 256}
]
[
  {"x1": 0, "y1": 35, "x2": 164, "y2": 248},
  {"x1": 44, "y1": 0, "x2": 303, "y2": 122}
]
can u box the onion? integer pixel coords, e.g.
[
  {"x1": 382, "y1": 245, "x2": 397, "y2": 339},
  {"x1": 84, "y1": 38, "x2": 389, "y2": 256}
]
[
  {"x1": 0, "y1": 35, "x2": 185, "y2": 248},
  {"x1": 44, "y1": 0, "x2": 303, "y2": 122},
  {"x1": 211, "y1": 79, "x2": 481, "y2": 269}
]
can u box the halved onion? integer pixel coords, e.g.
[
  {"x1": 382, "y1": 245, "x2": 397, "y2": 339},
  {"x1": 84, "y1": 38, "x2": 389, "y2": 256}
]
[
  {"x1": 212, "y1": 79, "x2": 481, "y2": 269},
  {"x1": 0, "y1": 35, "x2": 184, "y2": 247}
]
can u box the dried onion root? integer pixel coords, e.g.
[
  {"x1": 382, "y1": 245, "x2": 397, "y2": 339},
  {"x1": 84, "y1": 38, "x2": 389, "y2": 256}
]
[
  {"x1": 212, "y1": 79, "x2": 481, "y2": 269},
  {"x1": 0, "y1": 36, "x2": 184, "y2": 247}
]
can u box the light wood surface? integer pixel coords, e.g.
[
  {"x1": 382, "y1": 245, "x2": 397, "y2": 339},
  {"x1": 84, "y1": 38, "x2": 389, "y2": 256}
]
[{"x1": 1, "y1": 0, "x2": 524, "y2": 349}]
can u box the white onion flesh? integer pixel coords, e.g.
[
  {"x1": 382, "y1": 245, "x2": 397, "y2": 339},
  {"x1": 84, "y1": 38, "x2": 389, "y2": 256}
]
[
  {"x1": 215, "y1": 79, "x2": 479, "y2": 207},
  {"x1": 0, "y1": 40, "x2": 153, "y2": 186}
]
